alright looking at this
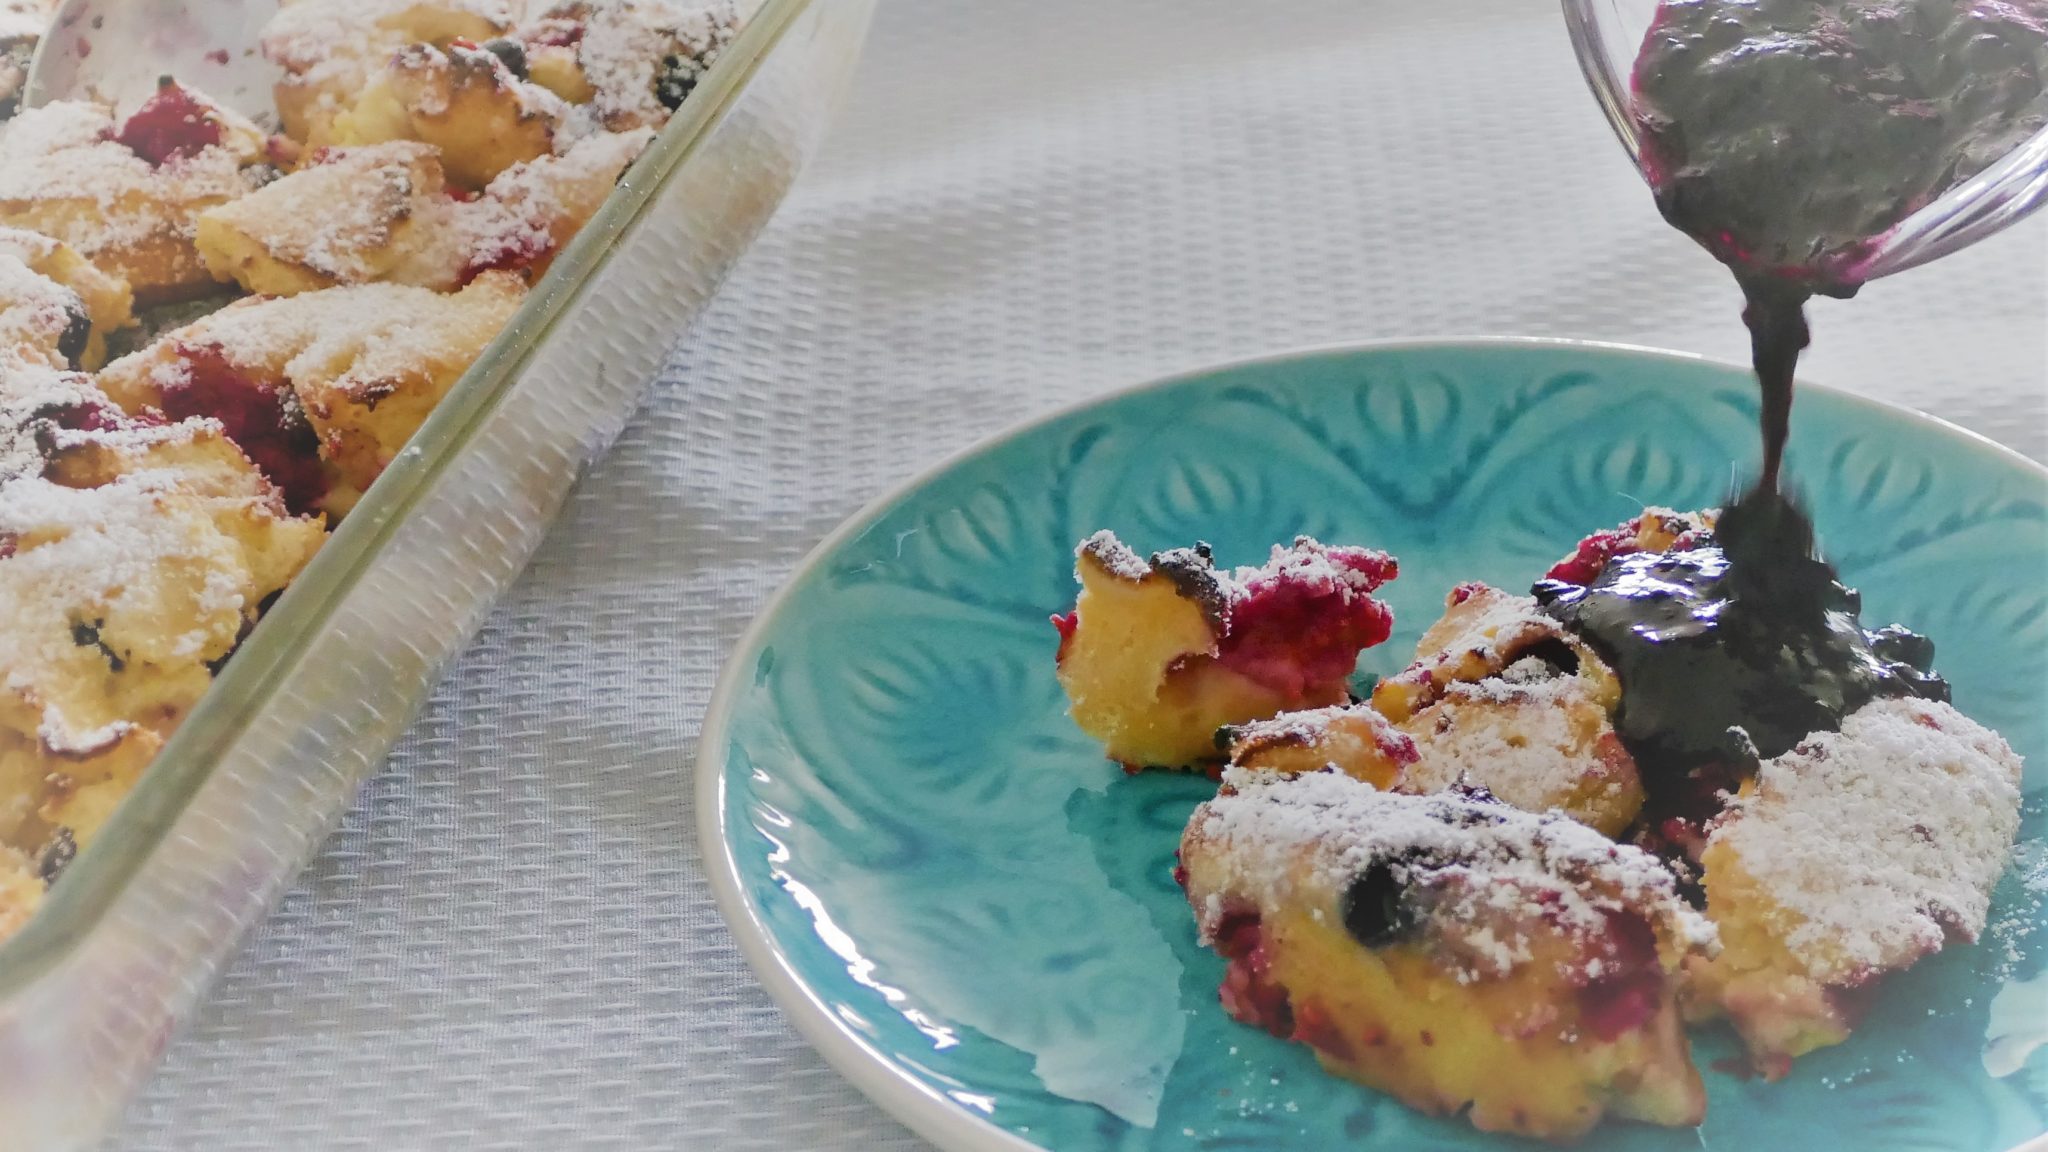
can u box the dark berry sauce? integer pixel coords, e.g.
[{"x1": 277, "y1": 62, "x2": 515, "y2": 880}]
[
  {"x1": 1535, "y1": 487, "x2": 1947, "y2": 815},
  {"x1": 1632, "y1": 0, "x2": 2048, "y2": 488},
  {"x1": 158, "y1": 344, "x2": 328, "y2": 515},
  {"x1": 112, "y1": 77, "x2": 226, "y2": 166}
]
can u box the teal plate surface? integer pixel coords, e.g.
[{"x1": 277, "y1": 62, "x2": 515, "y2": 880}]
[{"x1": 699, "y1": 340, "x2": 2048, "y2": 1152}]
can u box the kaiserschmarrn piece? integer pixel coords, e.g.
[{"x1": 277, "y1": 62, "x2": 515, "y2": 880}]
[
  {"x1": 1543, "y1": 506, "x2": 1716, "y2": 586},
  {"x1": 197, "y1": 129, "x2": 653, "y2": 296},
  {"x1": 263, "y1": 0, "x2": 522, "y2": 146},
  {"x1": 97, "y1": 273, "x2": 527, "y2": 517},
  {"x1": 521, "y1": 0, "x2": 753, "y2": 130},
  {"x1": 0, "y1": 226, "x2": 135, "y2": 368},
  {"x1": 1182, "y1": 769, "x2": 1716, "y2": 1141},
  {"x1": 322, "y1": 40, "x2": 573, "y2": 190},
  {"x1": 0, "y1": 82, "x2": 268, "y2": 304},
  {"x1": 1222, "y1": 704, "x2": 1419, "y2": 791},
  {"x1": 1373, "y1": 582, "x2": 1643, "y2": 837},
  {"x1": 0, "y1": 253, "x2": 95, "y2": 371},
  {"x1": 422, "y1": 126, "x2": 655, "y2": 284},
  {"x1": 196, "y1": 141, "x2": 451, "y2": 296},
  {"x1": 1054, "y1": 531, "x2": 1397, "y2": 771},
  {"x1": 0, "y1": 358, "x2": 324, "y2": 859},
  {"x1": 1683, "y1": 697, "x2": 2023, "y2": 1078}
]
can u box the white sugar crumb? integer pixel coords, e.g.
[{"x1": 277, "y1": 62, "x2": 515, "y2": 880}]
[
  {"x1": 117, "y1": 277, "x2": 507, "y2": 399},
  {"x1": 1440, "y1": 670, "x2": 1575, "y2": 705},
  {"x1": 1711, "y1": 697, "x2": 2024, "y2": 978},
  {"x1": 1190, "y1": 767, "x2": 1715, "y2": 976},
  {"x1": 1227, "y1": 705, "x2": 1348, "y2": 749},
  {"x1": 1425, "y1": 590, "x2": 1555, "y2": 661},
  {"x1": 1076, "y1": 530, "x2": 1392, "y2": 610},
  {"x1": 1387, "y1": 586, "x2": 1564, "y2": 700},
  {"x1": 205, "y1": 142, "x2": 442, "y2": 283},
  {"x1": 1, "y1": 355, "x2": 97, "y2": 480},
  {"x1": 1075, "y1": 529, "x2": 1152, "y2": 581},
  {"x1": 2019, "y1": 835, "x2": 2048, "y2": 894},
  {"x1": 1402, "y1": 676, "x2": 1616, "y2": 812},
  {"x1": 1500, "y1": 655, "x2": 1558, "y2": 685},
  {"x1": 1230, "y1": 535, "x2": 1393, "y2": 595},
  {"x1": 0, "y1": 254, "x2": 82, "y2": 354},
  {"x1": 0, "y1": 225, "x2": 62, "y2": 266}
]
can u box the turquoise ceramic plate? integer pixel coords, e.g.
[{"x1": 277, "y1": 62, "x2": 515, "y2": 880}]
[{"x1": 699, "y1": 340, "x2": 2048, "y2": 1152}]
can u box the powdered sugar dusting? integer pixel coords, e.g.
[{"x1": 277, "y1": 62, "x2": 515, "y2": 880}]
[
  {"x1": 0, "y1": 226, "x2": 61, "y2": 267},
  {"x1": 415, "y1": 126, "x2": 653, "y2": 283},
  {"x1": 1711, "y1": 696, "x2": 2025, "y2": 977},
  {"x1": 1076, "y1": 529, "x2": 1153, "y2": 582},
  {"x1": 1, "y1": 354, "x2": 102, "y2": 480},
  {"x1": 0, "y1": 415, "x2": 276, "y2": 749},
  {"x1": 1190, "y1": 768, "x2": 1714, "y2": 971},
  {"x1": 0, "y1": 100, "x2": 257, "y2": 262},
  {"x1": 559, "y1": 0, "x2": 754, "y2": 128},
  {"x1": 128, "y1": 277, "x2": 503, "y2": 391},
  {"x1": 262, "y1": 0, "x2": 522, "y2": 85},
  {"x1": 1400, "y1": 676, "x2": 1628, "y2": 822},
  {"x1": 206, "y1": 142, "x2": 443, "y2": 284},
  {"x1": 1225, "y1": 703, "x2": 1421, "y2": 769},
  {"x1": 1421, "y1": 588, "x2": 1554, "y2": 664},
  {"x1": 0, "y1": 253, "x2": 83, "y2": 360}
]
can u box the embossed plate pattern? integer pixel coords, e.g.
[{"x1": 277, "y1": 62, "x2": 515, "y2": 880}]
[{"x1": 701, "y1": 340, "x2": 2048, "y2": 1152}]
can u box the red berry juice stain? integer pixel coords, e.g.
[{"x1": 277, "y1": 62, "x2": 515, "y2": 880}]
[
  {"x1": 157, "y1": 344, "x2": 328, "y2": 515},
  {"x1": 1219, "y1": 548, "x2": 1396, "y2": 698},
  {"x1": 113, "y1": 80, "x2": 225, "y2": 166}
]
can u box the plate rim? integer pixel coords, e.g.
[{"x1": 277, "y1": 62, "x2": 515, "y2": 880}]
[{"x1": 693, "y1": 335, "x2": 2048, "y2": 1152}]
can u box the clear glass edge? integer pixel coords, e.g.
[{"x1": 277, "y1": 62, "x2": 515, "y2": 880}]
[
  {"x1": 1558, "y1": 0, "x2": 2048, "y2": 280},
  {"x1": 0, "y1": 0, "x2": 819, "y2": 988}
]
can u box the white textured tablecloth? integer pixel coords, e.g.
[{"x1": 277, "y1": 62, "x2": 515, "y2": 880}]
[{"x1": 115, "y1": 1, "x2": 2046, "y2": 1148}]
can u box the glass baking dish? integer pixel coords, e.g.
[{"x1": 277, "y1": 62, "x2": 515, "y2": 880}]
[{"x1": 0, "y1": 1, "x2": 875, "y2": 1145}]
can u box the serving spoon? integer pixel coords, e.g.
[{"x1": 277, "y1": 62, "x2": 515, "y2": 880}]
[{"x1": 24, "y1": 0, "x2": 280, "y2": 119}]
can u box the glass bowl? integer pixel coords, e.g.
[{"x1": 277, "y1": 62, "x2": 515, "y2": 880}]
[{"x1": 1562, "y1": 0, "x2": 2048, "y2": 281}]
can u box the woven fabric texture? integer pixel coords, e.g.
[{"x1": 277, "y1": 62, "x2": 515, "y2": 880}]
[{"x1": 116, "y1": 1, "x2": 2045, "y2": 1148}]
